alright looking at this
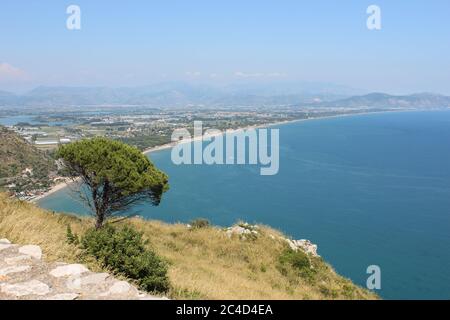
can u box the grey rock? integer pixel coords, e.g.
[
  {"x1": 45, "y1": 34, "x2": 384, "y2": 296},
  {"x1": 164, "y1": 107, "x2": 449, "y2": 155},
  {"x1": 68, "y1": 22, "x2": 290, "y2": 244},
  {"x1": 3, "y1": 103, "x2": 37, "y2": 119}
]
[
  {"x1": 286, "y1": 239, "x2": 319, "y2": 257},
  {"x1": 5, "y1": 255, "x2": 32, "y2": 265},
  {"x1": 0, "y1": 244, "x2": 13, "y2": 251},
  {"x1": 226, "y1": 226, "x2": 251, "y2": 237},
  {"x1": 138, "y1": 295, "x2": 170, "y2": 300},
  {"x1": 0, "y1": 240, "x2": 163, "y2": 300},
  {"x1": 46, "y1": 293, "x2": 79, "y2": 300},
  {"x1": 225, "y1": 224, "x2": 259, "y2": 239},
  {"x1": 50, "y1": 264, "x2": 89, "y2": 277},
  {"x1": 80, "y1": 273, "x2": 110, "y2": 286},
  {"x1": 0, "y1": 265, "x2": 31, "y2": 276},
  {"x1": 66, "y1": 273, "x2": 110, "y2": 290},
  {"x1": 19, "y1": 245, "x2": 42, "y2": 260},
  {"x1": 1, "y1": 280, "x2": 50, "y2": 297},
  {"x1": 104, "y1": 281, "x2": 132, "y2": 295}
]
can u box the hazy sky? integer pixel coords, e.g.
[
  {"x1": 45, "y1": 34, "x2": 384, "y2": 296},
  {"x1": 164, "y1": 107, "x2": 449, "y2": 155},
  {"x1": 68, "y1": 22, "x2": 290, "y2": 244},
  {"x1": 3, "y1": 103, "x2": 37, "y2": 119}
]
[{"x1": 1, "y1": 0, "x2": 449, "y2": 94}]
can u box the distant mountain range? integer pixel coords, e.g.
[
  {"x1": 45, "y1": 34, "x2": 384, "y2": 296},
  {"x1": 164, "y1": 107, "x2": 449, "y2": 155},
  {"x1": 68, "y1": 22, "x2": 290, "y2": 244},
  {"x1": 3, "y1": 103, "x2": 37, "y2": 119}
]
[
  {"x1": 311, "y1": 92, "x2": 450, "y2": 109},
  {"x1": 0, "y1": 82, "x2": 359, "y2": 107},
  {"x1": 0, "y1": 83, "x2": 449, "y2": 109}
]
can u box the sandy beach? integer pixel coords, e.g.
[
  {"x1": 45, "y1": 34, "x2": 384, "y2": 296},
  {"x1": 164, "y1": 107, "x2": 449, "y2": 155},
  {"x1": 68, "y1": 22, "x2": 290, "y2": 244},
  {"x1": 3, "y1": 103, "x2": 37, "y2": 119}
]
[
  {"x1": 30, "y1": 178, "x2": 78, "y2": 203},
  {"x1": 141, "y1": 110, "x2": 396, "y2": 155},
  {"x1": 141, "y1": 117, "x2": 312, "y2": 155}
]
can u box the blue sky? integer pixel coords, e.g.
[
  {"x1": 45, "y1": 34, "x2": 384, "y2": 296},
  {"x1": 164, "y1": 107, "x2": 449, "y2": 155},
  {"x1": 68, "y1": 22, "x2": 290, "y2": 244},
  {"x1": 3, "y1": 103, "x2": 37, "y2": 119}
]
[{"x1": 1, "y1": 0, "x2": 449, "y2": 94}]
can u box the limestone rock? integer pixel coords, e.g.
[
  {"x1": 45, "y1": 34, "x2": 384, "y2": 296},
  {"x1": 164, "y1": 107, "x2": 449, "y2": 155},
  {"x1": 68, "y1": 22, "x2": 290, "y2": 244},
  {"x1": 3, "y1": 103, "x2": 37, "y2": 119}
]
[
  {"x1": 46, "y1": 293, "x2": 79, "y2": 300},
  {"x1": 0, "y1": 240, "x2": 163, "y2": 300},
  {"x1": 5, "y1": 255, "x2": 33, "y2": 265},
  {"x1": 66, "y1": 273, "x2": 110, "y2": 290},
  {"x1": 0, "y1": 244, "x2": 13, "y2": 251},
  {"x1": 286, "y1": 239, "x2": 319, "y2": 257},
  {"x1": 226, "y1": 223, "x2": 259, "y2": 239},
  {"x1": 105, "y1": 281, "x2": 132, "y2": 295},
  {"x1": 5, "y1": 254, "x2": 31, "y2": 265},
  {"x1": 1, "y1": 280, "x2": 50, "y2": 297},
  {"x1": 79, "y1": 273, "x2": 110, "y2": 286},
  {"x1": 139, "y1": 295, "x2": 170, "y2": 300},
  {"x1": 19, "y1": 245, "x2": 42, "y2": 260},
  {"x1": 0, "y1": 239, "x2": 11, "y2": 244},
  {"x1": 50, "y1": 264, "x2": 89, "y2": 278},
  {"x1": 0, "y1": 265, "x2": 31, "y2": 276}
]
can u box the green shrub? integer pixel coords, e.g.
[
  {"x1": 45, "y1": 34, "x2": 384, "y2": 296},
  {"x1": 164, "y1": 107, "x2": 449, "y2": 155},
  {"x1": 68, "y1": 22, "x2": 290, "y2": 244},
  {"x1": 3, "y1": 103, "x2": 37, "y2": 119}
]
[
  {"x1": 190, "y1": 218, "x2": 210, "y2": 229},
  {"x1": 81, "y1": 225, "x2": 170, "y2": 293},
  {"x1": 279, "y1": 249, "x2": 310, "y2": 270},
  {"x1": 66, "y1": 224, "x2": 79, "y2": 245},
  {"x1": 278, "y1": 248, "x2": 315, "y2": 280},
  {"x1": 260, "y1": 264, "x2": 267, "y2": 273}
]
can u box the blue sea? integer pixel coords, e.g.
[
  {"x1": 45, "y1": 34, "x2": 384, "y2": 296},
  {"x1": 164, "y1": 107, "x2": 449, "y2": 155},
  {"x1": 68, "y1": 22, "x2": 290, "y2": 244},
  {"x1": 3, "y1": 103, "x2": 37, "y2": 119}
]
[{"x1": 38, "y1": 111, "x2": 450, "y2": 299}]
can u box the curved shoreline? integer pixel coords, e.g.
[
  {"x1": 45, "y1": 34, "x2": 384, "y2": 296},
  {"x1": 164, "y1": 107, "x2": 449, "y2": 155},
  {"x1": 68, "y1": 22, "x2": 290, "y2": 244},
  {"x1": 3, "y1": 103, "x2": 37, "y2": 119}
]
[
  {"x1": 142, "y1": 109, "x2": 403, "y2": 155},
  {"x1": 33, "y1": 109, "x2": 411, "y2": 203},
  {"x1": 30, "y1": 178, "x2": 79, "y2": 203}
]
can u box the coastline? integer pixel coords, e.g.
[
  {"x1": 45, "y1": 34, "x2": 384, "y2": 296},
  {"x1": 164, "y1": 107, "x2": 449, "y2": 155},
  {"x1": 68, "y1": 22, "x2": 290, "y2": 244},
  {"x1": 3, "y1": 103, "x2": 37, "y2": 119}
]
[
  {"x1": 142, "y1": 122, "x2": 274, "y2": 155},
  {"x1": 30, "y1": 178, "x2": 78, "y2": 203},
  {"x1": 142, "y1": 109, "x2": 404, "y2": 155},
  {"x1": 33, "y1": 109, "x2": 405, "y2": 202}
]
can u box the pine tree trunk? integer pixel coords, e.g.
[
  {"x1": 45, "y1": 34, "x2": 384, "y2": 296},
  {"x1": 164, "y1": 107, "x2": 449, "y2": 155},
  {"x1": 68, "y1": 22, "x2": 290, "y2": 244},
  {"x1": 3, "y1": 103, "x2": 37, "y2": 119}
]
[
  {"x1": 92, "y1": 187, "x2": 105, "y2": 229},
  {"x1": 95, "y1": 212, "x2": 104, "y2": 229}
]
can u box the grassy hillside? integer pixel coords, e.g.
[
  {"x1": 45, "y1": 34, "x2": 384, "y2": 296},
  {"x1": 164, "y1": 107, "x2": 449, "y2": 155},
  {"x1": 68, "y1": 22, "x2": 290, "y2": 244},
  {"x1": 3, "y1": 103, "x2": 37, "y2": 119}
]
[
  {"x1": 0, "y1": 127, "x2": 56, "y2": 194},
  {"x1": 0, "y1": 193, "x2": 378, "y2": 300}
]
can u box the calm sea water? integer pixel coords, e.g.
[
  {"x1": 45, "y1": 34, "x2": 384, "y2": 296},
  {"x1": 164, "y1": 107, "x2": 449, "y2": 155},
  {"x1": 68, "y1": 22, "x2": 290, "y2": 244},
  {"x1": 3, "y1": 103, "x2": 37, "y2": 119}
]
[{"x1": 39, "y1": 111, "x2": 450, "y2": 299}]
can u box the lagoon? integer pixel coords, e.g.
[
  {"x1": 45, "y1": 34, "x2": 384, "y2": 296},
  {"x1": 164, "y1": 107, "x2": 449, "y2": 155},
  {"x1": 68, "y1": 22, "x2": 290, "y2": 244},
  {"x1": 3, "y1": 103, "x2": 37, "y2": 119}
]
[{"x1": 0, "y1": 115, "x2": 74, "y2": 127}]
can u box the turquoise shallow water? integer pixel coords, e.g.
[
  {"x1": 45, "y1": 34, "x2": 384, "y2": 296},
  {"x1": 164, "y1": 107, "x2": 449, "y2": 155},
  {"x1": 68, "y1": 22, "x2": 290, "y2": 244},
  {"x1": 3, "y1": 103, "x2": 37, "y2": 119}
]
[{"x1": 39, "y1": 111, "x2": 450, "y2": 299}]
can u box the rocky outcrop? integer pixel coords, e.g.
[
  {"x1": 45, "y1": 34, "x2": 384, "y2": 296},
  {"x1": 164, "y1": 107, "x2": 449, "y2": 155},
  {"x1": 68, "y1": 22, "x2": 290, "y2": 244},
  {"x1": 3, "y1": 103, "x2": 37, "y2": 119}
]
[
  {"x1": 225, "y1": 223, "x2": 259, "y2": 240},
  {"x1": 224, "y1": 223, "x2": 319, "y2": 257},
  {"x1": 0, "y1": 238, "x2": 167, "y2": 300},
  {"x1": 286, "y1": 239, "x2": 319, "y2": 257}
]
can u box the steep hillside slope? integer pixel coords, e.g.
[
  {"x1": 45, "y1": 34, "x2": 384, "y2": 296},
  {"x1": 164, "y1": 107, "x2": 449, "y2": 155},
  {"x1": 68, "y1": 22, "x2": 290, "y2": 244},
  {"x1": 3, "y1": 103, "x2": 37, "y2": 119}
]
[
  {"x1": 0, "y1": 127, "x2": 56, "y2": 195},
  {"x1": 0, "y1": 194, "x2": 378, "y2": 300}
]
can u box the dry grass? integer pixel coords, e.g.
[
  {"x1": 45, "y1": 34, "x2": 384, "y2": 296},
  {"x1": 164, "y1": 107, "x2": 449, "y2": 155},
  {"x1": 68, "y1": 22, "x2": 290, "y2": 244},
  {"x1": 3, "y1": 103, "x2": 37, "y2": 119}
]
[{"x1": 0, "y1": 193, "x2": 378, "y2": 300}]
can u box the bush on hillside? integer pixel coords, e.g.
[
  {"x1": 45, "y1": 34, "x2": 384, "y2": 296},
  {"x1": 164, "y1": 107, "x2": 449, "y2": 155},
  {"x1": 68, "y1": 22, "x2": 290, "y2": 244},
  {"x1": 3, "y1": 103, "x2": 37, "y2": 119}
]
[
  {"x1": 278, "y1": 248, "x2": 315, "y2": 280},
  {"x1": 66, "y1": 224, "x2": 79, "y2": 245},
  {"x1": 81, "y1": 224, "x2": 169, "y2": 293},
  {"x1": 190, "y1": 218, "x2": 210, "y2": 229}
]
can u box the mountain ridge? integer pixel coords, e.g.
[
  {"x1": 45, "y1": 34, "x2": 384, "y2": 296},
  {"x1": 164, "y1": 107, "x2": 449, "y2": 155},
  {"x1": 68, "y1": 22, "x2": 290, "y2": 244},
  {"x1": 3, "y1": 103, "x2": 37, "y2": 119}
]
[
  {"x1": 308, "y1": 92, "x2": 450, "y2": 109},
  {"x1": 0, "y1": 82, "x2": 360, "y2": 107},
  {"x1": 0, "y1": 84, "x2": 449, "y2": 109}
]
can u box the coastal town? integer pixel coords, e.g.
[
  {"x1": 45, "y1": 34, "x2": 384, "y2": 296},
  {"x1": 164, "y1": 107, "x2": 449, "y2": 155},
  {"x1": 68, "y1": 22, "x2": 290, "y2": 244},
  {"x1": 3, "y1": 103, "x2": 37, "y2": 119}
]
[{"x1": 2, "y1": 105, "x2": 389, "y2": 151}]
